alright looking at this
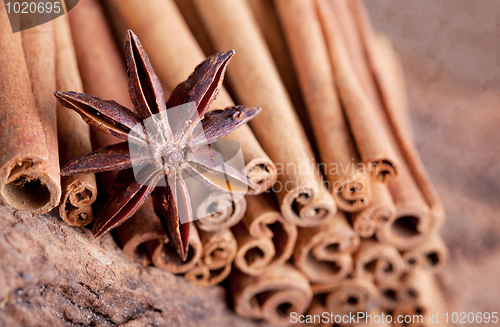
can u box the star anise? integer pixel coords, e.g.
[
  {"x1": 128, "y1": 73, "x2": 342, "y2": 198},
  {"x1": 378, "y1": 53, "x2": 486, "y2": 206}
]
[{"x1": 55, "y1": 30, "x2": 260, "y2": 260}]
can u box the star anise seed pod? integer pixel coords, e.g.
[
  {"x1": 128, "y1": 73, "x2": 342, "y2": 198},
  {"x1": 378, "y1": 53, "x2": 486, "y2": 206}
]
[{"x1": 55, "y1": 30, "x2": 260, "y2": 260}]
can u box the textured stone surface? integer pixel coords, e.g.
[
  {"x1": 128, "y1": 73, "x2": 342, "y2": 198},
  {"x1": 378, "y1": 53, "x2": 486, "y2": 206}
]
[{"x1": 0, "y1": 206, "x2": 265, "y2": 327}]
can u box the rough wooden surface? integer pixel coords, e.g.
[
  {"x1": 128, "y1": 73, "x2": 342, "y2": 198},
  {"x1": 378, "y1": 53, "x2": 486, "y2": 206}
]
[{"x1": 0, "y1": 206, "x2": 267, "y2": 327}]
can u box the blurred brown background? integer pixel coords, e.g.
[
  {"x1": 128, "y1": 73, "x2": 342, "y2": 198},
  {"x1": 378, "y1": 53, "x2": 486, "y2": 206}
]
[{"x1": 365, "y1": 0, "x2": 500, "y2": 323}]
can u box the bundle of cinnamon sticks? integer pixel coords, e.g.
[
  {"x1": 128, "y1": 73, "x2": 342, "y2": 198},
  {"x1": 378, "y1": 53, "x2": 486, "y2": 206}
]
[{"x1": 0, "y1": 0, "x2": 449, "y2": 325}]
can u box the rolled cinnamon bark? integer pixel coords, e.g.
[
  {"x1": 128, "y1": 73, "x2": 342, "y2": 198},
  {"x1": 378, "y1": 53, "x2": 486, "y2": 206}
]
[
  {"x1": 230, "y1": 264, "x2": 312, "y2": 326},
  {"x1": 275, "y1": 0, "x2": 372, "y2": 213},
  {"x1": 184, "y1": 228, "x2": 237, "y2": 286},
  {"x1": 68, "y1": 0, "x2": 126, "y2": 191},
  {"x1": 233, "y1": 193, "x2": 297, "y2": 276},
  {"x1": 115, "y1": 198, "x2": 167, "y2": 266},
  {"x1": 293, "y1": 211, "x2": 359, "y2": 283},
  {"x1": 0, "y1": 6, "x2": 59, "y2": 214},
  {"x1": 311, "y1": 278, "x2": 380, "y2": 318},
  {"x1": 246, "y1": 0, "x2": 310, "y2": 145},
  {"x1": 54, "y1": 14, "x2": 97, "y2": 226},
  {"x1": 377, "y1": 279, "x2": 402, "y2": 312},
  {"x1": 351, "y1": 1, "x2": 445, "y2": 229},
  {"x1": 351, "y1": 182, "x2": 396, "y2": 238},
  {"x1": 104, "y1": 0, "x2": 277, "y2": 194},
  {"x1": 393, "y1": 269, "x2": 449, "y2": 327},
  {"x1": 146, "y1": 223, "x2": 202, "y2": 274},
  {"x1": 194, "y1": 192, "x2": 247, "y2": 232},
  {"x1": 316, "y1": 0, "x2": 400, "y2": 184},
  {"x1": 319, "y1": 0, "x2": 435, "y2": 250},
  {"x1": 192, "y1": 0, "x2": 336, "y2": 227},
  {"x1": 352, "y1": 238, "x2": 405, "y2": 284},
  {"x1": 402, "y1": 232, "x2": 449, "y2": 273}
]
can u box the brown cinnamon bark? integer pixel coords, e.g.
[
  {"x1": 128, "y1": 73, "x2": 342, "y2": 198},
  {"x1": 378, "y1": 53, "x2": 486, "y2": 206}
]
[
  {"x1": 68, "y1": 0, "x2": 126, "y2": 191},
  {"x1": 275, "y1": 0, "x2": 372, "y2": 213},
  {"x1": 115, "y1": 198, "x2": 167, "y2": 266},
  {"x1": 146, "y1": 223, "x2": 202, "y2": 274},
  {"x1": 319, "y1": 0, "x2": 436, "y2": 250},
  {"x1": 316, "y1": 0, "x2": 400, "y2": 184},
  {"x1": 184, "y1": 228, "x2": 237, "y2": 286},
  {"x1": 311, "y1": 278, "x2": 380, "y2": 318},
  {"x1": 246, "y1": 0, "x2": 311, "y2": 146},
  {"x1": 0, "y1": 5, "x2": 59, "y2": 214},
  {"x1": 192, "y1": 0, "x2": 336, "y2": 227},
  {"x1": 402, "y1": 232, "x2": 449, "y2": 273},
  {"x1": 351, "y1": 182, "x2": 396, "y2": 237},
  {"x1": 352, "y1": 238, "x2": 405, "y2": 284},
  {"x1": 54, "y1": 14, "x2": 97, "y2": 226},
  {"x1": 393, "y1": 269, "x2": 449, "y2": 327},
  {"x1": 232, "y1": 193, "x2": 297, "y2": 276},
  {"x1": 230, "y1": 264, "x2": 312, "y2": 326},
  {"x1": 22, "y1": 22, "x2": 62, "y2": 213},
  {"x1": 104, "y1": 0, "x2": 277, "y2": 194},
  {"x1": 351, "y1": 0, "x2": 445, "y2": 229},
  {"x1": 293, "y1": 211, "x2": 359, "y2": 283},
  {"x1": 194, "y1": 192, "x2": 247, "y2": 232}
]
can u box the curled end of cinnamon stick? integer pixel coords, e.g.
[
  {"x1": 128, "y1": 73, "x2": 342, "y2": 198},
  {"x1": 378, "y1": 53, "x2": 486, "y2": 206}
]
[
  {"x1": 351, "y1": 200, "x2": 396, "y2": 238},
  {"x1": 59, "y1": 177, "x2": 97, "y2": 226},
  {"x1": 245, "y1": 160, "x2": 278, "y2": 195},
  {"x1": 1, "y1": 158, "x2": 61, "y2": 214},
  {"x1": 376, "y1": 203, "x2": 432, "y2": 250},
  {"x1": 333, "y1": 174, "x2": 372, "y2": 212},
  {"x1": 195, "y1": 193, "x2": 247, "y2": 232},
  {"x1": 281, "y1": 186, "x2": 336, "y2": 227},
  {"x1": 369, "y1": 159, "x2": 398, "y2": 183}
]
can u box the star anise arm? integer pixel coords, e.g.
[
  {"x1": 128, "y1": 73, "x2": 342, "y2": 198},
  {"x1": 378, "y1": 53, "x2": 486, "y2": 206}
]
[
  {"x1": 186, "y1": 144, "x2": 254, "y2": 194},
  {"x1": 54, "y1": 91, "x2": 147, "y2": 144},
  {"x1": 152, "y1": 174, "x2": 192, "y2": 261},
  {"x1": 61, "y1": 142, "x2": 134, "y2": 176},
  {"x1": 190, "y1": 105, "x2": 261, "y2": 147},
  {"x1": 92, "y1": 167, "x2": 161, "y2": 238},
  {"x1": 125, "y1": 30, "x2": 173, "y2": 142},
  {"x1": 166, "y1": 50, "x2": 234, "y2": 117}
]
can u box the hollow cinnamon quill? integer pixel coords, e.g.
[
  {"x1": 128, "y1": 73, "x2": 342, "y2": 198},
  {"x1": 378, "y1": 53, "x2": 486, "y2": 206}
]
[
  {"x1": 293, "y1": 211, "x2": 359, "y2": 284},
  {"x1": 275, "y1": 0, "x2": 372, "y2": 213},
  {"x1": 184, "y1": 228, "x2": 237, "y2": 286},
  {"x1": 54, "y1": 14, "x2": 97, "y2": 226},
  {"x1": 104, "y1": 0, "x2": 277, "y2": 194},
  {"x1": 192, "y1": 0, "x2": 336, "y2": 227},
  {"x1": 0, "y1": 6, "x2": 60, "y2": 214}
]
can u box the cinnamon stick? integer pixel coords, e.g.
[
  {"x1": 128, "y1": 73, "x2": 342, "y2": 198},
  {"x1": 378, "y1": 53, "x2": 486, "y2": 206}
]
[
  {"x1": 68, "y1": 0, "x2": 126, "y2": 191},
  {"x1": 0, "y1": 6, "x2": 61, "y2": 214},
  {"x1": 275, "y1": 0, "x2": 372, "y2": 213},
  {"x1": 311, "y1": 278, "x2": 380, "y2": 318},
  {"x1": 351, "y1": 1, "x2": 445, "y2": 228},
  {"x1": 194, "y1": 191, "x2": 247, "y2": 232},
  {"x1": 293, "y1": 211, "x2": 359, "y2": 283},
  {"x1": 54, "y1": 14, "x2": 97, "y2": 226},
  {"x1": 393, "y1": 269, "x2": 449, "y2": 327},
  {"x1": 146, "y1": 223, "x2": 202, "y2": 274},
  {"x1": 184, "y1": 228, "x2": 237, "y2": 286},
  {"x1": 352, "y1": 238, "x2": 405, "y2": 284},
  {"x1": 232, "y1": 193, "x2": 297, "y2": 276},
  {"x1": 104, "y1": 0, "x2": 277, "y2": 194},
  {"x1": 351, "y1": 182, "x2": 396, "y2": 237},
  {"x1": 115, "y1": 198, "x2": 167, "y2": 266},
  {"x1": 315, "y1": 0, "x2": 400, "y2": 184},
  {"x1": 192, "y1": 0, "x2": 336, "y2": 227},
  {"x1": 402, "y1": 232, "x2": 449, "y2": 273},
  {"x1": 230, "y1": 264, "x2": 312, "y2": 326},
  {"x1": 318, "y1": 0, "x2": 435, "y2": 250}
]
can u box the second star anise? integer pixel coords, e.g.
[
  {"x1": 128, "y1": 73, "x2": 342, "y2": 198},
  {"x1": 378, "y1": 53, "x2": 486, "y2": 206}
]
[{"x1": 55, "y1": 30, "x2": 260, "y2": 260}]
